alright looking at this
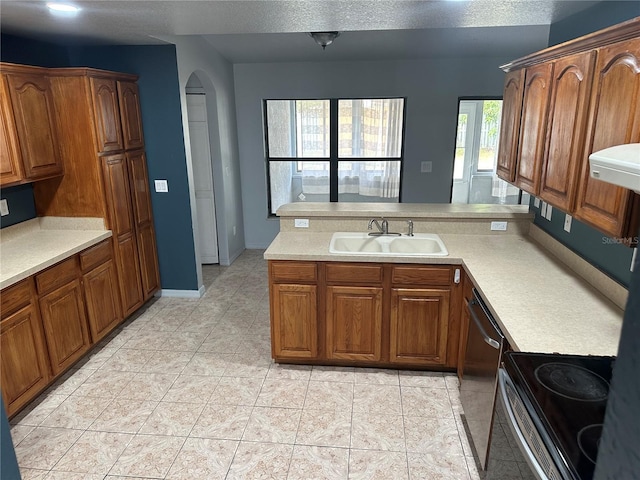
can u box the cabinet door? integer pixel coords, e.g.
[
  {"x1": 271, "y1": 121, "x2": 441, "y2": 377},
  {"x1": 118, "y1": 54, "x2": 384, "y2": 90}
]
[
  {"x1": 39, "y1": 280, "x2": 91, "y2": 375},
  {"x1": 539, "y1": 52, "x2": 595, "y2": 211},
  {"x1": 128, "y1": 151, "x2": 160, "y2": 298},
  {"x1": 0, "y1": 304, "x2": 50, "y2": 417},
  {"x1": 5, "y1": 73, "x2": 63, "y2": 180},
  {"x1": 390, "y1": 288, "x2": 450, "y2": 366},
  {"x1": 515, "y1": 63, "x2": 553, "y2": 195},
  {"x1": 101, "y1": 155, "x2": 144, "y2": 316},
  {"x1": 90, "y1": 77, "x2": 124, "y2": 153},
  {"x1": 496, "y1": 70, "x2": 525, "y2": 183},
  {"x1": 83, "y1": 259, "x2": 122, "y2": 343},
  {"x1": 326, "y1": 286, "x2": 382, "y2": 362},
  {"x1": 575, "y1": 38, "x2": 640, "y2": 237},
  {"x1": 0, "y1": 75, "x2": 23, "y2": 186},
  {"x1": 118, "y1": 81, "x2": 145, "y2": 150},
  {"x1": 271, "y1": 283, "x2": 318, "y2": 359}
]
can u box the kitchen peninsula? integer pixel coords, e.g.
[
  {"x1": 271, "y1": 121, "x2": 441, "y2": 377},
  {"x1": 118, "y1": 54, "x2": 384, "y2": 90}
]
[{"x1": 264, "y1": 203, "x2": 625, "y2": 369}]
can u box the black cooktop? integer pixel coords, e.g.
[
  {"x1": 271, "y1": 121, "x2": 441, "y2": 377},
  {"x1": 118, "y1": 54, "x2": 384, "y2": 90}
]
[{"x1": 503, "y1": 352, "x2": 616, "y2": 480}]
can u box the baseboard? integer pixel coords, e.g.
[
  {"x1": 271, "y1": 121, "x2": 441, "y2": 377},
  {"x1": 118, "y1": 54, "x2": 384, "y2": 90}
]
[{"x1": 159, "y1": 286, "x2": 205, "y2": 298}]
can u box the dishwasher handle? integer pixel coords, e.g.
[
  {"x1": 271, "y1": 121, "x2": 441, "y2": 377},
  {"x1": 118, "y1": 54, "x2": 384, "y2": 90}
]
[{"x1": 468, "y1": 297, "x2": 501, "y2": 350}]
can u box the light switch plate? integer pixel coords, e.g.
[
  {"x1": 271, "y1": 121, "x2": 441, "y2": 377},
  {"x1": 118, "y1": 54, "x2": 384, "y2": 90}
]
[
  {"x1": 294, "y1": 218, "x2": 309, "y2": 228},
  {"x1": 421, "y1": 161, "x2": 432, "y2": 173},
  {"x1": 541, "y1": 201, "x2": 547, "y2": 218},
  {"x1": 0, "y1": 199, "x2": 8, "y2": 216},
  {"x1": 545, "y1": 205, "x2": 553, "y2": 221},
  {"x1": 154, "y1": 179, "x2": 169, "y2": 193}
]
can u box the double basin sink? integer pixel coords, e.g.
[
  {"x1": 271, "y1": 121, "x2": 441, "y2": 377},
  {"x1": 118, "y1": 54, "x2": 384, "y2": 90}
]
[{"x1": 329, "y1": 232, "x2": 448, "y2": 256}]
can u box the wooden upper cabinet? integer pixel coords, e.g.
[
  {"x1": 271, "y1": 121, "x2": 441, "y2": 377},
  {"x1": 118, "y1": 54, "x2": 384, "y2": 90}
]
[
  {"x1": 5, "y1": 72, "x2": 63, "y2": 181},
  {"x1": 515, "y1": 62, "x2": 553, "y2": 195},
  {"x1": 118, "y1": 81, "x2": 145, "y2": 150},
  {"x1": 496, "y1": 69, "x2": 525, "y2": 183},
  {"x1": 539, "y1": 51, "x2": 596, "y2": 211},
  {"x1": 574, "y1": 38, "x2": 640, "y2": 237},
  {"x1": 326, "y1": 285, "x2": 383, "y2": 362},
  {"x1": 102, "y1": 154, "x2": 136, "y2": 236},
  {"x1": 90, "y1": 77, "x2": 124, "y2": 153},
  {"x1": 0, "y1": 75, "x2": 24, "y2": 185}
]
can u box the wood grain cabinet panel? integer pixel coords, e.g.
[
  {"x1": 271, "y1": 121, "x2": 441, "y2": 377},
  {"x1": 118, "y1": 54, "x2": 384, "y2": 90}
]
[
  {"x1": 118, "y1": 81, "x2": 145, "y2": 150},
  {"x1": 496, "y1": 70, "x2": 525, "y2": 183},
  {"x1": 271, "y1": 283, "x2": 318, "y2": 359},
  {"x1": 390, "y1": 288, "x2": 450, "y2": 366},
  {"x1": 39, "y1": 279, "x2": 90, "y2": 375},
  {"x1": 575, "y1": 38, "x2": 640, "y2": 237},
  {"x1": 5, "y1": 72, "x2": 63, "y2": 181},
  {"x1": 0, "y1": 75, "x2": 23, "y2": 185},
  {"x1": 539, "y1": 51, "x2": 596, "y2": 211},
  {"x1": 515, "y1": 63, "x2": 553, "y2": 195},
  {"x1": 326, "y1": 286, "x2": 383, "y2": 362},
  {"x1": 90, "y1": 77, "x2": 124, "y2": 153},
  {"x1": 83, "y1": 259, "x2": 122, "y2": 343},
  {"x1": 0, "y1": 304, "x2": 51, "y2": 417}
]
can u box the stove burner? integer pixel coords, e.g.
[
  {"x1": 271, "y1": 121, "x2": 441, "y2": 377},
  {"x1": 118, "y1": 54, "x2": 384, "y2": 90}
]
[
  {"x1": 534, "y1": 363, "x2": 609, "y2": 401},
  {"x1": 578, "y1": 424, "x2": 603, "y2": 465}
]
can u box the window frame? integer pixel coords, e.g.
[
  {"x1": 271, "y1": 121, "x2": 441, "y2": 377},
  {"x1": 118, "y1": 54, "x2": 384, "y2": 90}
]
[{"x1": 264, "y1": 97, "x2": 407, "y2": 217}]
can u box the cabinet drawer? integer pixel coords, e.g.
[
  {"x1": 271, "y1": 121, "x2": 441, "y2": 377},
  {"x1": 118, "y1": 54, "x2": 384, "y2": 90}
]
[
  {"x1": 270, "y1": 261, "x2": 317, "y2": 283},
  {"x1": 326, "y1": 263, "x2": 383, "y2": 284},
  {"x1": 80, "y1": 239, "x2": 112, "y2": 272},
  {"x1": 36, "y1": 257, "x2": 79, "y2": 294},
  {"x1": 391, "y1": 266, "x2": 451, "y2": 286},
  {"x1": 1, "y1": 279, "x2": 34, "y2": 319}
]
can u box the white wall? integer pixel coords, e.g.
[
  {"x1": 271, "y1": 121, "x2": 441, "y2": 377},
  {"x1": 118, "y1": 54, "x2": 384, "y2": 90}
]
[
  {"x1": 163, "y1": 35, "x2": 246, "y2": 273},
  {"x1": 234, "y1": 56, "x2": 514, "y2": 248}
]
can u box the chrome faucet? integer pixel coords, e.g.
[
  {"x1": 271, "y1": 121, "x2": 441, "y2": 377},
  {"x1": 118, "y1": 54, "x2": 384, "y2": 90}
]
[
  {"x1": 368, "y1": 218, "x2": 401, "y2": 236},
  {"x1": 407, "y1": 219, "x2": 414, "y2": 236}
]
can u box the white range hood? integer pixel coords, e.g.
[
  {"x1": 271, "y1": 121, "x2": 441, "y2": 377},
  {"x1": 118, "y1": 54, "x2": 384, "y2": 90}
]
[{"x1": 589, "y1": 143, "x2": 640, "y2": 194}]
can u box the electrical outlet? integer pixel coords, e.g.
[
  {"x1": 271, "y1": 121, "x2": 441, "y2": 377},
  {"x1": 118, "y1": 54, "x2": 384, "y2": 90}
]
[
  {"x1": 420, "y1": 161, "x2": 432, "y2": 173},
  {"x1": 490, "y1": 221, "x2": 508, "y2": 231},
  {"x1": 541, "y1": 201, "x2": 547, "y2": 218},
  {"x1": 564, "y1": 214, "x2": 572, "y2": 233},
  {"x1": 154, "y1": 179, "x2": 168, "y2": 192},
  {"x1": 294, "y1": 218, "x2": 309, "y2": 228},
  {"x1": 533, "y1": 197, "x2": 540, "y2": 208},
  {"x1": 0, "y1": 199, "x2": 8, "y2": 216}
]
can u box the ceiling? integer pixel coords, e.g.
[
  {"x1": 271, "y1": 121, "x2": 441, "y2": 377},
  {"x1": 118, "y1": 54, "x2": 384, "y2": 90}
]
[{"x1": 0, "y1": 1, "x2": 604, "y2": 63}]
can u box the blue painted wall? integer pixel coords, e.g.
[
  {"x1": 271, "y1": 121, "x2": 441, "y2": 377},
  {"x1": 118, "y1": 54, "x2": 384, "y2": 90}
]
[
  {"x1": 532, "y1": 1, "x2": 640, "y2": 288},
  {"x1": 0, "y1": 396, "x2": 21, "y2": 480},
  {"x1": 1, "y1": 36, "x2": 198, "y2": 291}
]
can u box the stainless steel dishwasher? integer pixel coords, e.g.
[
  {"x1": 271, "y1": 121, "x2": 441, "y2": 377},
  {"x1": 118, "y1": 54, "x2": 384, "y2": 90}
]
[{"x1": 460, "y1": 288, "x2": 505, "y2": 470}]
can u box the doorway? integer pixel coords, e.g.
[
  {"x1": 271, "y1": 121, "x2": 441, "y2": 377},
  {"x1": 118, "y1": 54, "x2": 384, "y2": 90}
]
[{"x1": 186, "y1": 75, "x2": 219, "y2": 264}]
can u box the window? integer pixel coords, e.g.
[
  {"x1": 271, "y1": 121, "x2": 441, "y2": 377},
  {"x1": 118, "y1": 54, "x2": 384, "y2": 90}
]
[
  {"x1": 265, "y1": 98, "x2": 405, "y2": 215},
  {"x1": 451, "y1": 99, "x2": 529, "y2": 205}
]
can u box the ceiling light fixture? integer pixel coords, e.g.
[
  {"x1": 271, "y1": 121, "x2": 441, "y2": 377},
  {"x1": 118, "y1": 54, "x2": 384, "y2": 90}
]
[
  {"x1": 309, "y1": 32, "x2": 341, "y2": 50},
  {"x1": 46, "y1": 2, "x2": 80, "y2": 13}
]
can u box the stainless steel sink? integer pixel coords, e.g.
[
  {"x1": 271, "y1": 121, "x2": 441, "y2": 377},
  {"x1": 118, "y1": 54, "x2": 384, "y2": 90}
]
[{"x1": 329, "y1": 232, "x2": 448, "y2": 256}]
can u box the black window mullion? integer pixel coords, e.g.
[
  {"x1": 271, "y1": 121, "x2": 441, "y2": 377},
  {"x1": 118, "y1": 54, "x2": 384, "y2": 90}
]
[{"x1": 329, "y1": 98, "x2": 339, "y2": 202}]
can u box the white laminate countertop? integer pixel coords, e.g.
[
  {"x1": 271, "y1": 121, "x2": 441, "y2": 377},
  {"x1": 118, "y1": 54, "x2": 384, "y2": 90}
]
[
  {"x1": 264, "y1": 231, "x2": 624, "y2": 356},
  {"x1": 1, "y1": 217, "x2": 112, "y2": 290}
]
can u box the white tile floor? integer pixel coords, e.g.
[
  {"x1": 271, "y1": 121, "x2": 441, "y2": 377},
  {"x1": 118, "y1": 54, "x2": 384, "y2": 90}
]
[{"x1": 11, "y1": 250, "x2": 482, "y2": 480}]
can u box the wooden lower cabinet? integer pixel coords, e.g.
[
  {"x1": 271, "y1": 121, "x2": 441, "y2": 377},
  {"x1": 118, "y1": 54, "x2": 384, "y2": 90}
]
[
  {"x1": 271, "y1": 283, "x2": 318, "y2": 359},
  {"x1": 39, "y1": 279, "x2": 91, "y2": 375},
  {"x1": 1, "y1": 301, "x2": 51, "y2": 417},
  {"x1": 390, "y1": 288, "x2": 450, "y2": 366},
  {"x1": 268, "y1": 261, "x2": 459, "y2": 369},
  {"x1": 83, "y1": 259, "x2": 122, "y2": 343},
  {"x1": 326, "y1": 286, "x2": 383, "y2": 362}
]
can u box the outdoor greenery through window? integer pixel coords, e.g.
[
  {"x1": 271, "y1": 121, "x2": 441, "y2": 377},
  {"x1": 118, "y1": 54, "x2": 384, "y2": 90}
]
[
  {"x1": 265, "y1": 98, "x2": 405, "y2": 215},
  {"x1": 451, "y1": 99, "x2": 528, "y2": 205}
]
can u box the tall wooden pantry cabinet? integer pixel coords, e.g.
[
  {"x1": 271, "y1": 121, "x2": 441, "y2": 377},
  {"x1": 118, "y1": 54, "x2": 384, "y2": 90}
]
[{"x1": 33, "y1": 68, "x2": 161, "y2": 316}]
